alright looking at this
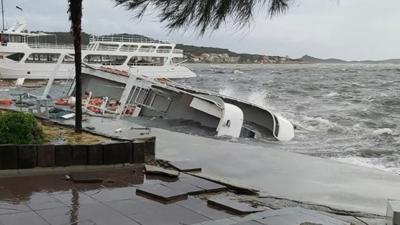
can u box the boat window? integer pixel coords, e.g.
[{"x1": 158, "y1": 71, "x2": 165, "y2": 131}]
[
  {"x1": 138, "y1": 45, "x2": 156, "y2": 53},
  {"x1": 97, "y1": 44, "x2": 119, "y2": 51},
  {"x1": 25, "y1": 53, "x2": 60, "y2": 63},
  {"x1": 84, "y1": 54, "x2": 127, "y2": 65},
  {"x1": 5, "y1": 53, "x2": 25, "y2": 62},
  {"x1": 128, "y1": 56, "x2": 167, "y2": 66},
  {"x1": 62, "y1": 54, "x2": 75, "y2": 64},
  {"x1": 119, "y1": 44, "x2": 138, "y2": 52},
  {"x1": 156, "y1": 46, "x2": 172, "y2": 53},
  {"x1": 9, "y1": 35, "x2": 23, "y2": 43}
]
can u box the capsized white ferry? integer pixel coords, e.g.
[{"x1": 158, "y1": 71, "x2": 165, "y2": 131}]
[{"x1": 0, "y1": 19, "x2": 195, "y2": 80}]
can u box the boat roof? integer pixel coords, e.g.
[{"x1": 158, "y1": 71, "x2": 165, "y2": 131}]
[{"x1": 1, "y1": 30, "x2": 55, "y2": 37}]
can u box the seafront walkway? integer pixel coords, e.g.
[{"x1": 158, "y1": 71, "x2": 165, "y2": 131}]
[{"x1": 64, "y1": 115, "x2": 400, "y2": 217}]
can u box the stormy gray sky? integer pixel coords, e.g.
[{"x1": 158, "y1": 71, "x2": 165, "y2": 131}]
[{"x1": 5, "y1": 0, "x2": 400, "y2": 60}]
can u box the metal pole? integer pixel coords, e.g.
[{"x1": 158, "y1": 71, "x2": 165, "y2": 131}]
[{"x1": 1, "y1": 0, "x2": 4, "y2": 31}]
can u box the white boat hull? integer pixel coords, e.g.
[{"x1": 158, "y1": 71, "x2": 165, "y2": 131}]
[{"x1": 0, "y1": 63, "x2": 196, "y2": 80}]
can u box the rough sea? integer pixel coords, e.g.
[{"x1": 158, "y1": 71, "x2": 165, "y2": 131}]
[{"x1": 127, "y1": 63, "x2": 400, "y2": 174}]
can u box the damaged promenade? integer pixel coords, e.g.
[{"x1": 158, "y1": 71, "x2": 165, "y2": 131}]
[
  {"x1": 0, "y1": 83, "x2": 393, "y2": 225},
  {"x1": 0, "y1": 109, "x2": 389, "y2": 225}
]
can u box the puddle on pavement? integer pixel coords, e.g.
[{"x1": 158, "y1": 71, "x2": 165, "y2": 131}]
[{"x1": 0, "y1": 167, "x2": 238, "y2": 224}]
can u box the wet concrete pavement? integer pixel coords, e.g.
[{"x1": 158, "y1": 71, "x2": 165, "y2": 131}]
[
  {"x1": 0, "y1": 168, "x2": 240, "y2": 225},
  {"x1": 1, "y1": 106, "x2": 398, "y2": 216},
  {"x1": 36, "y1": 116, "x2": 400, "y2": 216},
  {"x1": 130, "y1": 127, "x2": 398, "y2": 216}
]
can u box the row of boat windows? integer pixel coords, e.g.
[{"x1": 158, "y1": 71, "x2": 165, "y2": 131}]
[
  {"x1": 5, "y1": 53, "x2": 168, "y2": 66},
  {"x1": 88, "y1": 44, "x2": 173, "y2": 53}
]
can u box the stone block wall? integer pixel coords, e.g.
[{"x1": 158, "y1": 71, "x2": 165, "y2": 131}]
[{"x1": 0, "y1": 137, "x2": 155, "y2": 170}]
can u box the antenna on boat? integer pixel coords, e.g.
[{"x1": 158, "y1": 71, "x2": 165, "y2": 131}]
[{"x1": 1, "y1": 0, "x2": 4, "y2": 31}]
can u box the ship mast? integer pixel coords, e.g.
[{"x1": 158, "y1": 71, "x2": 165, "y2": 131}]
[{"x1": 1, "y1": 0, "x2": 4, "y2": 31}]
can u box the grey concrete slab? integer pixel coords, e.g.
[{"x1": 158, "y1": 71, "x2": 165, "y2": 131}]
[
  {"x1": 51, "y1": 191, "x2": 97, "y2": 206},
  {"x1": 79, "y1": 202, "x2": 140, "y2": 225},
  {"x1": 208, "y1": 198, "x2": 264, "y2": 215},
  {"x1": 168, "y1": 161, "x2": 202, "y2": 172},
  {"x1": 0, "y1": 202, "x2": 32, "y2": 215},
  {"x1": 235, "y1": 221, "x2": 263, "y2": 225},
  {"x1": 0, "y1": 211, "x2": 51, "y2": 225},
  {"x1": 136, "y1": 184, "x2": 188, "y2": 202},
  {"x1": 212, "y1": 218, "x2": 238, "y2": 225},
  {"x1": 175, "y1": 196, "x2": 206, "y2": 208},
  {"x1": 145, "y1": 165, "x2": 179, "y2": 177},
  {"x1": 128, "y1": 211, "x2": 181, "y2": 225},
  {"x1": 104, "y1": 199, "x2": 148, "y2": 216},
  {"x1": 292, "y1": 207, "x2": 350, "y2": 225},
  {"x1": 82, "y1": 189, "x2": 128, "y2": 203},
  {"x1": 256, "y1": 212, "x2": 337, "y2": 225},
  {"x1": 188, "y1": 178, "x2": 227, "y2": 193},
  {"x1": 25, "y1": 193, "x2": 67, "y2": 211},
  {"x1": 36, "y1": 206, "x2": 89, "y2": 225},
  {"x1": 161, "y1": 181, "x2": 206, "y2": 195},
  {"x1": 188, "y1": 203, "x2": 233, "y2": 220}
]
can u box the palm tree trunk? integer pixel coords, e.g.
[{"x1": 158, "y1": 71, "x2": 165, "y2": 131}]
[{"x1": 68, "y1": 0, "x2": 83, "y2": 132}]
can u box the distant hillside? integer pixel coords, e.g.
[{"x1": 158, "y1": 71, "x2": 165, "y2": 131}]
[
  {"x1": 299, "y1": 55, "x2": 347, "y2": 64},
  {"x1": 300, "y1": 54, "x2": 400, "y2": 64}
]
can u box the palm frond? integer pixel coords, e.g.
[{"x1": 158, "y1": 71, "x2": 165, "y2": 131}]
[{"x1": 114, "y1": 0, "x2": 292, "y2": 35}]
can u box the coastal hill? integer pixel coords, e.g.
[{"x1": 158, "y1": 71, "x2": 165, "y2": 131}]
[
  {"x1": 35, "y1": 31, "x2": 301, "y2": 64},
  {"x1": 299, "y1": 55, "x2": 347, "y2": 64},
  {"x1": 300, "y1": 54, "x2": 400, "y2": 64}
]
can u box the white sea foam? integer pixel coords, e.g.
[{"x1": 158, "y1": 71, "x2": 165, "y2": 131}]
[
  {"x1": 323, "y1": 92, "x2": 339, "y2": 97},
  {"x1": 332, "y1": 156, "x2": 400, "y2": 174},
  {"x1": 247, "y1": 89, "x2": 270, "y2": 109},
  {"x1": 233, "y1": 70, "x2": 244, "y2": 75},
  {"x1": 372, "y1": 128, "x2": 393, "y2": 136},
  {"x1": 219, "y1": 85, "x2": 236, "y2": 97},
  {"x1": 297, "y1": 116, "x2": 340, "y2": 132}
]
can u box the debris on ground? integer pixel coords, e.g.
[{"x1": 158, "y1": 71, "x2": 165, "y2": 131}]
[{"x1": 64, "y1": 175, "x2": 71, "y2": 181}]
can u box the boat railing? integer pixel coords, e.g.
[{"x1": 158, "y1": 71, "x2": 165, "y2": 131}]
[
  {"x1": 92, "y1": 35, "x2": 173, "y2": 44},
  {"x1": 156, "y1": 49, "x2": 172, "y2": 53},
  {"x1": 138, "y1": 48, "x2": 156, "y2": 53},
  {"x1": 26, "y1": 42, "x2": 184, "y2": 54},
  {"x1": 96, "y1": 46, "x2": 119, "y2": 51},
  {"x1": 27, "y1": 43, "x2": 90, "y2": 50},
  {"x1": 172, "y1": 49, "x2": 183, "y2": 54}
]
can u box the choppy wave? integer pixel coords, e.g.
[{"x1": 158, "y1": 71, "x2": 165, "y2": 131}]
[{"x1": 178, "y1": 64, "x2": 400, "y2": 173}]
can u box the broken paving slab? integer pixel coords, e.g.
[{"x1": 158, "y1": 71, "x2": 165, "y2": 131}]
[
  {"x1": 189, "y1": 178, "x2": 227, "y2": 193},
  {"x1": 145, "y1": 164, "x2": 180, "y2": 178},
  {"x1": 136, "y1": 183, "x2": 188, "y2": 203},
  {"x1": 208, "y1": 198, "x2": 265, "y2": 215},
  {"x1": 71, "y1": 172, "x2": 104, "y2": 183},
  {"x1": 161, "y1": 181, "x2": 206, "y2": 195},
  {"x1": 188, "y1": 173, "x2": 259, "y2": 195},
  {"x1": 168, "y1": 161, "x2": 202, "y2": 172}
]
